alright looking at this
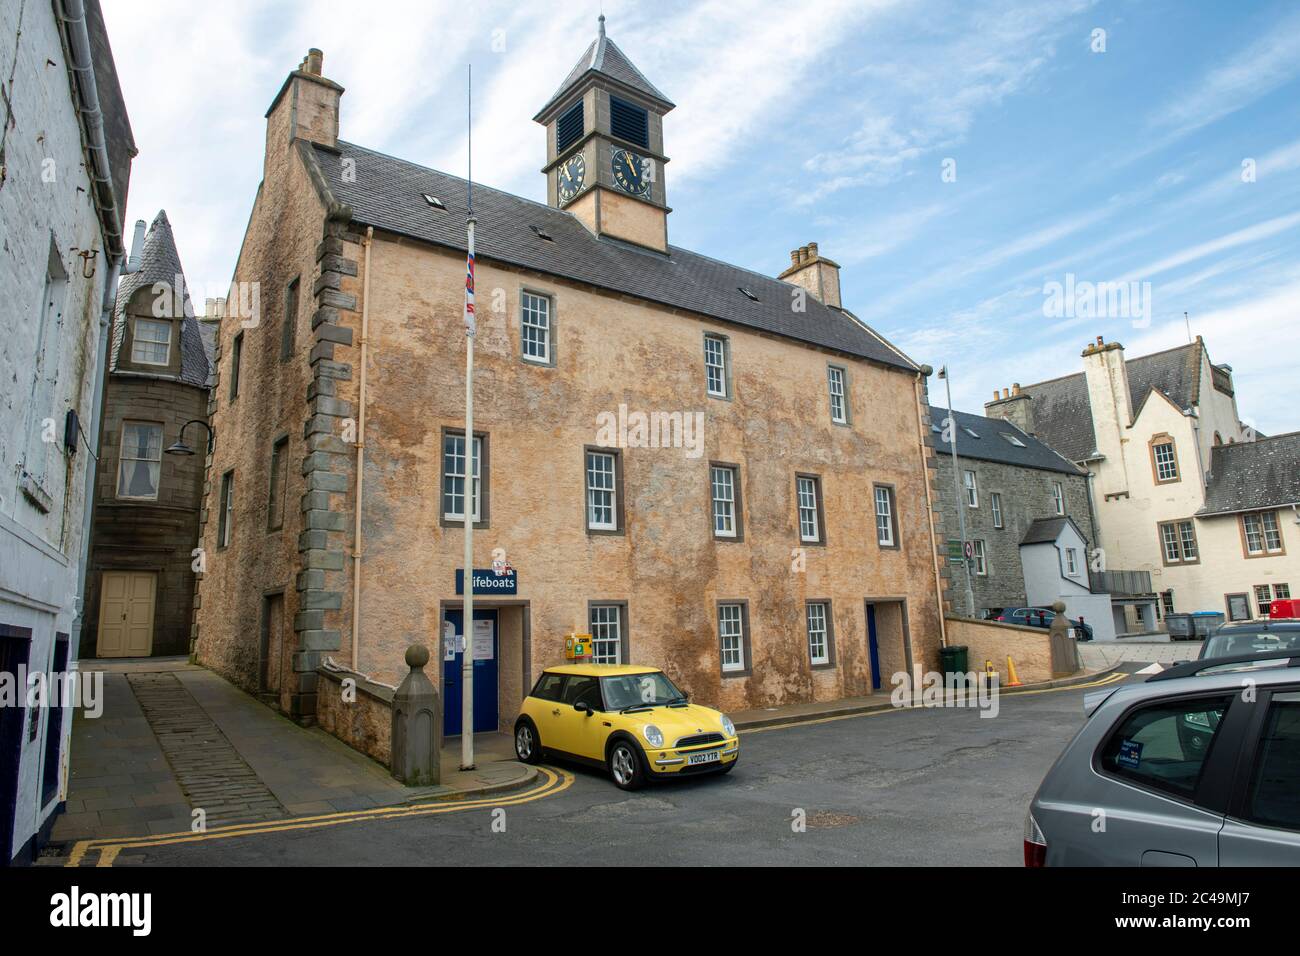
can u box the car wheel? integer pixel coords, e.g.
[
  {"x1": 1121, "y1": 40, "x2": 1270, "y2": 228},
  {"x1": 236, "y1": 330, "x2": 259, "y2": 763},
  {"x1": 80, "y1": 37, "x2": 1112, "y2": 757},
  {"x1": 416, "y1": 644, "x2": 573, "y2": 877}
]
[
  {"x1": 514, "y1": 719, "x2": 541, "y2": 765},
  {"x1": 608, "y1": 739, "x2": 645, "y2": 791}
]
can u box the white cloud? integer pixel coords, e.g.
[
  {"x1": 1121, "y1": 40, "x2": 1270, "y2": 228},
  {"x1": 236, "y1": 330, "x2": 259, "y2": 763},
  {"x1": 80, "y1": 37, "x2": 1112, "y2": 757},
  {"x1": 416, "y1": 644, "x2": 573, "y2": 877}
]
[{"x1": 1153, "y1": 8, "x2": 1300, "y2": 137}]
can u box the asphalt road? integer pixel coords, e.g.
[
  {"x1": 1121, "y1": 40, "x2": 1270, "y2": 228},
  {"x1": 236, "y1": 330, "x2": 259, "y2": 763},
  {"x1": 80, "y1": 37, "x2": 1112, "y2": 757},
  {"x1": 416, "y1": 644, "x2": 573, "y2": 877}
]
[{"x1": 111, "y1": 671, "x2": 1138, "y2": 867}]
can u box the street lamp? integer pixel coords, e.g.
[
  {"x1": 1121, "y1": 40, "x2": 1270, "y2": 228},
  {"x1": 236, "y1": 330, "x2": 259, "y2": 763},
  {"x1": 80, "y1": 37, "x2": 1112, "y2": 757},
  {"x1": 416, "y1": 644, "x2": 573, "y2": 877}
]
[
  {"x1": 936, "y1": 366, "x2": 977, "y2": 618},
  {"x1": 165, "y1": 419, "x2": 214, "y2": 457}
]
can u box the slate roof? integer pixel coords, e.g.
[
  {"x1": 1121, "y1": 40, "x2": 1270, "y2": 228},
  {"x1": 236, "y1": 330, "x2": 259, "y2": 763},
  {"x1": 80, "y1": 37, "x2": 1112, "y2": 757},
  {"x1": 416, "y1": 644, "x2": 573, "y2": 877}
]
[
  {"x1": 534, "y1": 16, "x2": 674, "y2": 119},
  {"x1": 313, "y1": 142, "x2": 915, "y2": 371},
  {"x1": 1021, "y1": 516, "x2": 1071, "y2": 545},
  {"x1": 1019, "y1": 342, "x2": 1204, "y2": 462},
  {"x1": 1197, "y1": 432, "x2": 1300, "y2": 516},
  {"x1": 927, "y1": 405, "x2": 1085, "y2": 476},
  {"x1": 111, "y1": 211, "x2": 211, "y2": 389}
]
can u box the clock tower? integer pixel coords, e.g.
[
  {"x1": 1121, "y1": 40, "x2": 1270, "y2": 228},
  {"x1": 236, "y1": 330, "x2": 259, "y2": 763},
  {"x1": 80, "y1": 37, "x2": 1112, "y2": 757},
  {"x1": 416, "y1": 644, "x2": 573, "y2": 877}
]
[{"x1": 534, "y1": 15, "x2": 674, "y2": 252}]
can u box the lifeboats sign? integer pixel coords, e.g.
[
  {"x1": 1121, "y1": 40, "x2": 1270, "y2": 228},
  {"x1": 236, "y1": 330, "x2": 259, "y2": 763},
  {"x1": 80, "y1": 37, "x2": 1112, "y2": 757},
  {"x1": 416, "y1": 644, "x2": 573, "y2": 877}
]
[{"x1": 455, "y1": 568, "x2": 518, "y2": 595}]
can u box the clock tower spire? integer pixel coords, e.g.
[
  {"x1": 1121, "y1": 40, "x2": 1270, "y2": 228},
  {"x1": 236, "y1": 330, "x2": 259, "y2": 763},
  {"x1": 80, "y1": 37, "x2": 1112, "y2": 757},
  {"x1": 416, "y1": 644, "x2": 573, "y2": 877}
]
[{"x1": 534, "y1": 16, "x2": 674, "y2": 252}]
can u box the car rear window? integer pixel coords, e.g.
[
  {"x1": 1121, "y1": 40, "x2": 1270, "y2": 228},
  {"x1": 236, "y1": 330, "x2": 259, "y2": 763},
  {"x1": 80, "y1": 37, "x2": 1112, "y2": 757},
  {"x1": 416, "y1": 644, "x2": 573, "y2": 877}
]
[
  {"x1": 1204, "y1": 630, "x2": 1300, "y2": 659},
  {"x1": 1098, "y1": 694, "x2": 1232, "y2": 800},
  {"x1": 1245, "y1": 692, "x2": 1300, "y2": 831},
  {"x1": 531, "y1": 673, "x2": 565, "y2": 701}
]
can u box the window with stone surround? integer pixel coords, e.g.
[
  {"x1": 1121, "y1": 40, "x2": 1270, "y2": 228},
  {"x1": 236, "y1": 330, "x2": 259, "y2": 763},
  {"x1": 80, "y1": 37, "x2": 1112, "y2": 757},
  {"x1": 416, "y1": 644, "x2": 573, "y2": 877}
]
[
  {"x1": 267, "y1": 435, "x2": 289, "y2": 530},
  {"x1": 280, "y1": 277, "x2": 300, "y2": 362},
  {"x1": 1241, "y1": 511, "x2": 1284, "y2": 557},
  {"x1": 1150, "y1": 434, "x2": 1180, "y2": 484},
  {"x1": 796, "y1": 474, "x2": 824, "y2": 544},
  {"x1": 827, "y1": 365, "x2": 848, "y2": 424},
  {"x1": 1158, "y1": 519, "x2": 1199, "y2": 565},
  {"x1": 718, "y1": 602, "x2": 747, "y2": 674},
  {"x1": 521, "y1": 290, "x2": 552, "y2": 364},
  {"x1": 218, "y1": 470, "x2": 235, "y2": 549},
  {"x1": 874, "y1": 484, "x2": 897, "y2": 547},
  {"x1": 586, "y1": 449, "x2": 621, "y2": 533},
  {"x1": 991, "y1": 492, "x2": 1003, "y2": 529},
  {"x1": 704, "y1": 333, "x2": 729, "y2": 398},
  {"x1": 711, "y1": 464, "x2": 740, "y2": 539},
  {"x1": 806, "y1": 601, "x2": 832, "y2": 667},
  {"x1": 963, "y1": 470, "x2": 978, "y2": 508},
  {"x1": 1052, "y1": 481, "x2": 1065, "y2": 515},
  {"x1": 442, "y1": 432, "x2": 485, "y2": 524},
  {"x1": 589, "y1": 603, "x2": 625, "y2": 664}
]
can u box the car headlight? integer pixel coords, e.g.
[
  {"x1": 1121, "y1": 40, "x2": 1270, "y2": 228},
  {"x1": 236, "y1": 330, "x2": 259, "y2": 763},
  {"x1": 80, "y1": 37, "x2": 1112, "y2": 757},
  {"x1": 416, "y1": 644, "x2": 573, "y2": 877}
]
[
  {"x1": 642, "y1": 725, "x2": 664, "y2": 748},
  {"x1": 721, "y1": 715, "x2": 736, "y2": 737}
]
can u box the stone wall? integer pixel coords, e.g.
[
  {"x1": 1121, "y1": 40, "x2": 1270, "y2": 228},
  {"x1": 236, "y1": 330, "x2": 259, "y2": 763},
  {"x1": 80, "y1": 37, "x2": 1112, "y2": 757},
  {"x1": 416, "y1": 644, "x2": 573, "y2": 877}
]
[
  {"x1": 944, "y1": 615, "x2": 1059, "y2": 684},
  {"x1": 933, "y1": 454, "x2": 1094, "y2": 616},
  {"x1": 315, "y1": 664, "x2": 394, "y2": 767}
]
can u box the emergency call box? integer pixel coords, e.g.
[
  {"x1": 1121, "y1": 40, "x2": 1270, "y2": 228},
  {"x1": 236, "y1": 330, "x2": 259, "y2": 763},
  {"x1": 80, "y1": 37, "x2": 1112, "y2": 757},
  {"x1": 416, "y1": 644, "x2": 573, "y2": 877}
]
[{"x1": 564, "y1": 633, "x2": 593, "y2": 660}]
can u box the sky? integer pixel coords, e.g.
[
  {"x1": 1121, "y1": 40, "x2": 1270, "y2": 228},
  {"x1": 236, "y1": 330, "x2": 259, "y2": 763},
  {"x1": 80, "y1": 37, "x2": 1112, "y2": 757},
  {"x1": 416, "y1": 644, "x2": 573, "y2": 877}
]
[{"x1": 102, "y1": 0, "x2": 1300, "y2": 435}]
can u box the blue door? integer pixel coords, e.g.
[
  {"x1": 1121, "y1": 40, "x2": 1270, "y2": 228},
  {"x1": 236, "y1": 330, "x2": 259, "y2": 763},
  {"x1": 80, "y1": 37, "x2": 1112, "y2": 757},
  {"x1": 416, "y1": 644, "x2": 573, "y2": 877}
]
[
  {"x1": 442, "y1": 609, "x2": 499, "y2": 736},
  {"x1": 866, "y1": 604, "x2": 882, "y2": 691}
]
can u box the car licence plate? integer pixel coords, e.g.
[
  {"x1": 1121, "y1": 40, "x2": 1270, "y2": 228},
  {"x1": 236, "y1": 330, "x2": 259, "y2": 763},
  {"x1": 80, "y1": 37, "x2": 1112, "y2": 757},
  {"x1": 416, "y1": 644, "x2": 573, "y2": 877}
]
[{"x1": 687, "y1": 750, "x2": 720, "y2": 765}]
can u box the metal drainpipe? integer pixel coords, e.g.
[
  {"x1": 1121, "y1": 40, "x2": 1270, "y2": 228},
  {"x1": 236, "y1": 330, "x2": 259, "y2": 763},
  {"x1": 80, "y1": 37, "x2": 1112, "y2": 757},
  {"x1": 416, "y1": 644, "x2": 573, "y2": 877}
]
[
  {"x1": 914, "y1": 370, "x2": 948, "y2": 650},
  {"x1": 58, "y1": 0, "x2": 125, "y2": 258},
  {"x1": 351, "y1": 227, "x2": 373, "y2": 671}
]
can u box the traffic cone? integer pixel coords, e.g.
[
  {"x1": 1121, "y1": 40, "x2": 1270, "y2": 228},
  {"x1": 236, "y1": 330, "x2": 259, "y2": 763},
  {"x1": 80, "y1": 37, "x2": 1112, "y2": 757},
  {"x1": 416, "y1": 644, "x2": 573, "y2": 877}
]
[{"x1": 1006, "y1": 656, "x2": 1023, "y2": 687}]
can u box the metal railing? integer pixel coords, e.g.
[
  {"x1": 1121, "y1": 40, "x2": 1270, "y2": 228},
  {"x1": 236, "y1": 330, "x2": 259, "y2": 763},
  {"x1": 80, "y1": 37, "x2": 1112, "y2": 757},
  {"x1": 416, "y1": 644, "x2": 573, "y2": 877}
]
[{"x1": 1089, "y1": 568, "x2": 1154, "y2": 597}]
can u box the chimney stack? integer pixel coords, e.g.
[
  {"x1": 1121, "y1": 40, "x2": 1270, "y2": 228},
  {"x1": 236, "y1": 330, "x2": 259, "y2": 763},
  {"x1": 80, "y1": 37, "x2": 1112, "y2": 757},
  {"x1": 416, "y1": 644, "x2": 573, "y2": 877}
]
[
  {"x1": 986, "y1": 383, "x2": 1035, "y2": 435},
  {"x1": 264, "y1": 47, "x2": 344, "y2": 170},
  {"x1": 779, "y1": 241, "x2": 842, "y2": 308}
]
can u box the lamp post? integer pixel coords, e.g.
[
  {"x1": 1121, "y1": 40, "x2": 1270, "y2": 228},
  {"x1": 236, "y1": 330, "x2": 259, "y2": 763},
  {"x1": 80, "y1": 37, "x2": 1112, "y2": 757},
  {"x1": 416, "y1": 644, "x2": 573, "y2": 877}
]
[
  {"x1": 937, "y1": 367, "x2": 976, "y2": 618},
  {"x1": 164, "y1": 419, "x2": 214, "y2": 457}
]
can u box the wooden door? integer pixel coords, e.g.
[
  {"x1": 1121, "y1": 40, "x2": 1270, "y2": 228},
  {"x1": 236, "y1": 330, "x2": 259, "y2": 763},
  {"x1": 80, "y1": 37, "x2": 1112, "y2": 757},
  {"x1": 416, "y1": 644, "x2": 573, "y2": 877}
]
[{"x1": 98, "y1": 571, "x2": 156, "y2": 657}]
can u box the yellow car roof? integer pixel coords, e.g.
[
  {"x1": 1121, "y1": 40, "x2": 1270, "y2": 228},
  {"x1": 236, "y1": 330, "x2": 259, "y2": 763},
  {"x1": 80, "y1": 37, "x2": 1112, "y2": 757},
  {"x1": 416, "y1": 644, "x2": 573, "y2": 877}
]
[{"x1": 543, "y1": 663, "x2": 661, "y2": 677}]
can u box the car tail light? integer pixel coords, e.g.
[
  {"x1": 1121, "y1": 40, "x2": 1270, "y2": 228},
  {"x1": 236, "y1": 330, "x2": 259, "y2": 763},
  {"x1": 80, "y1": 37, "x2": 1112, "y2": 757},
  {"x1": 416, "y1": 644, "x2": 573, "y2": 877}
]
[
  {"x1": 996, "y1": 615, "x2": 1006, "y2": 622},
  {"x1": 1023, "y1": 811, "x2": 1047, "y2": 867}
]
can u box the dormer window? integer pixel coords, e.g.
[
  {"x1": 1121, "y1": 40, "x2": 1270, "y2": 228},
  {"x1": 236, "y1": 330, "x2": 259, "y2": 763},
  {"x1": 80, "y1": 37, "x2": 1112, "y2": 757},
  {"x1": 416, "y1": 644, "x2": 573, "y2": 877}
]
[
  {"x1": 422, "y1": 194, "x2": 446, "y2": 210},
  {"x1": 609, "y1": 95, "x2": 649, "y2": 148},
  {"x1": 131, "y1": 318, "x2": 172, "y2": 366}
]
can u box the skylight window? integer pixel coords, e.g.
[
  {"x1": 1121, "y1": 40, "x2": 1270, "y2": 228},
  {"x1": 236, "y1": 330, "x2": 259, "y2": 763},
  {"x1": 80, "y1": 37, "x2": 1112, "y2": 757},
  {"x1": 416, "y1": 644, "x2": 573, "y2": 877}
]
[
  {"x1": 1001, "y1": 433, "x2": 1027, "y2": 447},
  {"x1": 737, "y1": 287, "x2": 759, "y2": 302},
  {"x1": 423, "y1": 194, "x2": 446, "y2": 210},
  {"x1": 962, "y1": 427, "x2": 980, "y2": 439},
  {"x1": 530, "y1": 225, "x2": 554, "y2": 242}
]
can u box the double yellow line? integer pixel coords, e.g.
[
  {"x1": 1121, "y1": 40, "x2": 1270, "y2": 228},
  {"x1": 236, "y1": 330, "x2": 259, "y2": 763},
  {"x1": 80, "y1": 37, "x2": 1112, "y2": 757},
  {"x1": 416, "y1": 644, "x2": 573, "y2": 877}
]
[
  {"x1": 66, "y1": 766, "x2": 574, "y2": 868},
  {"x1": 745, "y1": 669, "x2": 1129, "y2": 734}
]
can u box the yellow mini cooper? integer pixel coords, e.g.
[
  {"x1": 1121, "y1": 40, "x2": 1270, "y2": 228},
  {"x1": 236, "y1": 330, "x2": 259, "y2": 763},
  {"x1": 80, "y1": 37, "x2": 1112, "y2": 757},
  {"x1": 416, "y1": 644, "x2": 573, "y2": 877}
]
[{"x1": 514, "y1": 664, "x2": 739, "y2": 790}]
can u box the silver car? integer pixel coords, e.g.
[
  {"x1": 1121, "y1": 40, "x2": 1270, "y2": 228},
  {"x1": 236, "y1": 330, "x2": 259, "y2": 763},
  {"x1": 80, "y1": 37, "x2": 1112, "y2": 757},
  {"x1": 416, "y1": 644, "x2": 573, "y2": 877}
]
[{"x1": 1026, "y1": 651, "x2": 1300, "y2": 865}]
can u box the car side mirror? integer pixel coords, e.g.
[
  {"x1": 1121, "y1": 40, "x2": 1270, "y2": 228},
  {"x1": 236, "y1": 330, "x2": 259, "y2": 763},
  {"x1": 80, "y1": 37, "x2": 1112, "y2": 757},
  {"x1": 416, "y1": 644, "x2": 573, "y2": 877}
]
[{"x1": 574, "y1": 702, "x2": 590, "y2": 715}]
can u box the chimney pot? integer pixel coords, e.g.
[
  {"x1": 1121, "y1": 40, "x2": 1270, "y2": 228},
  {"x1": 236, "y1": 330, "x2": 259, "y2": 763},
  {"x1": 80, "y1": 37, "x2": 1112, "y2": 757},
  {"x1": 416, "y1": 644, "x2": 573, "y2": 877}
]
[
  {"x1": 798, "y1": 245, "x2": 810, "y2": 263},
  {"x1": 790, "y1": 249, "x2": 800, "y2": 267},
  {"x1": 808, "y1": 241, "x2": 819, "y2": 258},
  {"x1": 1012, "y1": 383, "x2": 1021, "y2": 395},
  {"x1": 306, "y1": 49, "x2": 324, "y2": 75},
  {"x1": 993, "y1": 390, "x2": 1000, "y2": 401},
  {"x1": 1096, "y1": 335, "x2": 1104, "y2": 346}
]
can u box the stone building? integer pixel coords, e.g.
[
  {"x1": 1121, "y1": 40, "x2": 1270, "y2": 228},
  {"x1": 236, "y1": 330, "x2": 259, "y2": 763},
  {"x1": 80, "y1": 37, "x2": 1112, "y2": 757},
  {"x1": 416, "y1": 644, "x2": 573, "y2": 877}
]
[
  {"x1": 83, "y1": 212, "x2": 212, "y2": 659},
  {"x1": 929, "y1": 404, "x2": 1101, "y2": 627},
  {"x1": 193, "y1": 22, "x2": 947, "y2": 741},
  {"x1": 1012, "y1": 336, "x2": 1297, "y2": 629},
  {"x1": 0, "y1": 0, "x2": 134, "y2": 863}
]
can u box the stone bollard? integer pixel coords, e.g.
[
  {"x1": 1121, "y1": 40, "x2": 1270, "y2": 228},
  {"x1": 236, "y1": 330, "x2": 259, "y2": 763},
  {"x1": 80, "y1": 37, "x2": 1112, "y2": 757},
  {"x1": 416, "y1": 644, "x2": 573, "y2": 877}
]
[
  {"x1": 391, "y1": 644, "x2": 441, "y2": 786},
  {"x1": 1048, "y1": 601, "x2": 1080, "y2": 678}
]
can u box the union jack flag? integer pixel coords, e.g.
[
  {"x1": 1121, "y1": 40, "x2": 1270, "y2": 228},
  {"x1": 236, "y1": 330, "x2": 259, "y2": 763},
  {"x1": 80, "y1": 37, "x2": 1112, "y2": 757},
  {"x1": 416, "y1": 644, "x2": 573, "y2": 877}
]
[{"x1": 464, "y1": 246, "x2": 476, "y2": 335}]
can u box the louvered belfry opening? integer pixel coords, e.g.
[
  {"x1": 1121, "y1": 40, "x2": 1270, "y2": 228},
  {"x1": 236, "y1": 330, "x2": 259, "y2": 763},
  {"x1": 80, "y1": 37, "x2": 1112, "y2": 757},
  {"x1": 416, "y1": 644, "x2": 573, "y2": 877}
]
[
  {"x1": 609, "y1": 95, "x2": 648, "y2": 148},
  {"x1": 556, "y1": 100, "x2": 584, "y2": 153}
]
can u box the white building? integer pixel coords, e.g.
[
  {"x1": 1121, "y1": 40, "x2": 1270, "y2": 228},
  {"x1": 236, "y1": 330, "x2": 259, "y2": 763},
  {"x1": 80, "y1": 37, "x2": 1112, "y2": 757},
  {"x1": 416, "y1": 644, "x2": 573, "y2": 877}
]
[
  {"x1": 0, "y1": 0, "x2": 134, "y2": 864},
  {"x1": 1004, "y1": 335, "x2": 1298, "y2": 633}
]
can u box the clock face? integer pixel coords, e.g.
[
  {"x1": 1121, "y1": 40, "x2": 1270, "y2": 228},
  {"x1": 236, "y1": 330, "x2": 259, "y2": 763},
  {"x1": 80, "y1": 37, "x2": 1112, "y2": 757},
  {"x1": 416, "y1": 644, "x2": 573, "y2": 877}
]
[
  {"x1": 611, "y1": 148, "x2": 650, "y2": 197},
  {"x1": 556, "y1": 153, "x2": 586, "y2": 204}
]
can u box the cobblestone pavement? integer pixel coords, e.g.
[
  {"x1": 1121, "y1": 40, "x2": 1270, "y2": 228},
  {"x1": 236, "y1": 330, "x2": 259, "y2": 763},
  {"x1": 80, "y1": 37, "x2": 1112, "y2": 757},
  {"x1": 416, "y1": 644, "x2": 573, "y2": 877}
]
[{"x1": 126, "y1": 672, "x2": 288, "y2": 828}]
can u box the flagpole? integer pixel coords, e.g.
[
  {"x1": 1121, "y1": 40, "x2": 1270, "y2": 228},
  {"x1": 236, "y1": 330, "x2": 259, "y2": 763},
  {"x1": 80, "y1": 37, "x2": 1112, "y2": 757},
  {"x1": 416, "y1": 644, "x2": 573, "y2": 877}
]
[{"x1": 461, "y1": 63, "x2": 477, "y2": 770}]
